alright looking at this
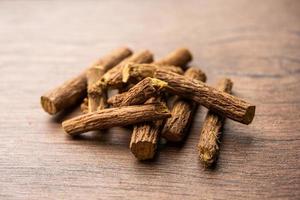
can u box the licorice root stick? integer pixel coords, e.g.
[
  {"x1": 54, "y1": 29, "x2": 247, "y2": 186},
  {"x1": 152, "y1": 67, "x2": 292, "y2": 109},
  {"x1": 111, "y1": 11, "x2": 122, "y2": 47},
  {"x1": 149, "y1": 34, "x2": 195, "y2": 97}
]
[
  {"x1": 40, "y1": 47, "x2": 132, "y2": 115},
  {"x1": 161, "y1": 67, "x2": 206, "y2": 142},
  {"x1": 198, "y1": 78, "x2": 233, "y2": 167},
  {"x1": 107, "y1": 77, "x2": 167, "y2": 107},
  {"x1": 129, "y1": 48, "x2": 192, "y2": 160},
  {"x1": 62, "y1": 103, "x2": 171, "y2": 136},
  {"x1": 130, "y1": 97, "x2": 166, "y2": 160},
  {"x1": 122, "y1": 64, "x2": 255, "y2": 125},
  {"x1": 95, "y1": 50, "x2": 154, "y2": 90}
]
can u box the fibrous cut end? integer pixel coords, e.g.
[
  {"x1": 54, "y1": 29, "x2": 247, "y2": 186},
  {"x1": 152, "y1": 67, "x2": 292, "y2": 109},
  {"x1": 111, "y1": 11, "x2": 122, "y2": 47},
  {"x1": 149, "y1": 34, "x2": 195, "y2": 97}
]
[
  {"x1": 122, "y1": 63, "x2": 156, "y2": 83},
  {"x1": 198, "y1": 133, "x2": 219, "y2": 167},
  {"x1": 243, "y1": 105, "x2": 256, "y2": 125},
  {"x1": 198, "y1": 147, "x2": 217, "y2": 167},
  {"x1": 130, "y1": 141, "x2": 156, "y2": 160},
  {"x1": 122, "y1": 63, "x2": 134, "y2": 83},
  {"x1": 40, "y1": 96, "x2": 57, "y2": 115}
]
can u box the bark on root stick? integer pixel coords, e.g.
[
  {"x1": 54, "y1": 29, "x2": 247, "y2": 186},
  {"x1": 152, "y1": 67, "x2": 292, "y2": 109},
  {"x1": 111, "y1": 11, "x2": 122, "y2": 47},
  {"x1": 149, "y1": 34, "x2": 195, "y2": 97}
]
[
  {"x1": 130, "y1": 97, "x2": 166, "y2": 160},
  {"x1": 83, "y1": 49, "x2": 185, "y2": 111},
  {"x1": 112, "y1": 63, "x2": 183, "y2": 96},
  {"x1": 87, "y1": 48, "x2": 140, "y2": 112},
  {"x1": 62, "y1": 103, "x2": 171, "y2": 136},
  {"x1": 122, "y1": 64, "x2": 255, "y2": 125},
  {"x1": 116, "y1": 48, "x2": 191, "y2": 93},
  {"x1": 40, "y1": 47, "x2": 132, "y2": 115},
  {"x1": 198, "y1": 78, "x2": 233, "y2": 167},
  {"x1": 107, "y1": 77, "x2": 167, "y2": 107},
  {"x1": 161, "y1": 67, "x2": 207, "y2": 142},
  {"x1": 129, "y1": 48, "x2": 192, "y2": 160},
  {"x1": 93, "y1": 50, "x2": 153, "y2": 91},
  {"x1": 122, "y1": 63, "x2": 183, "y2": 83}
]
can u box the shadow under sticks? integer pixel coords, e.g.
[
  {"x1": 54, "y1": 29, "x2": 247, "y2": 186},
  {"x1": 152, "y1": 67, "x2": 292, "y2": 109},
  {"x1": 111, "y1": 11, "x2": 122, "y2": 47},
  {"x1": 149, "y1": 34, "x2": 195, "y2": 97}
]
[
  {"x1": 67, "y1": 127, "x2": 133, "y2": 148},
  {"x1": 50, "y1": 104, "x2": 82, "y2": 123},
  {"x1": 135, "y1": 150, "x2": 161, "y2": 164}
]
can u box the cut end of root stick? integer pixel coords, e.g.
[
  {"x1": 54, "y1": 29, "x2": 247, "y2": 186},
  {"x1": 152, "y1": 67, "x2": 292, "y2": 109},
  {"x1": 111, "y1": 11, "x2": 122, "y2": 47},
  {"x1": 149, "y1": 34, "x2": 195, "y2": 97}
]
[
  {"x1": 179, "y1": 47, "x2": 193, "y2": 62},
  {"x1": 40, "y1": 96, "x2": 57, "y2": 115},
  {"x1": 130, "y1": 141, "x2": 157, "y2": 160},
  {"x1": 243, "y1": 105, "x2": 256, "y2": 125},
  {"x1": 198, "y1": 148, "x2": 216, "y2": 167},
  {"x1": 61, "y1": 121, "x2": 72, "y2": 135},
  {"x1": 122, "y1": 63, "x2": 133, "y2": 83},
  {"x1": 122, "y1": 63, "x2": 156, "y2": 83}
]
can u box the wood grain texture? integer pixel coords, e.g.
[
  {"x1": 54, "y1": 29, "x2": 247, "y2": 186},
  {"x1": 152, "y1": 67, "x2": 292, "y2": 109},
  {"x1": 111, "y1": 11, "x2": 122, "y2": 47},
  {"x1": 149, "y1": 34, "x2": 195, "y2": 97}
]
[{"x1": 0, "y1": 0, "x2": 299, "y2": 199}]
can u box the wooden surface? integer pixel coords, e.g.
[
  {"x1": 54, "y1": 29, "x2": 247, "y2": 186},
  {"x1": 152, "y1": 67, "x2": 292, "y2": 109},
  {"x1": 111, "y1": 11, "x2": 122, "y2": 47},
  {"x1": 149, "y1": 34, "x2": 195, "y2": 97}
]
[{"x1": 0, "y1": 0, "x2": 299, "y2": 199}]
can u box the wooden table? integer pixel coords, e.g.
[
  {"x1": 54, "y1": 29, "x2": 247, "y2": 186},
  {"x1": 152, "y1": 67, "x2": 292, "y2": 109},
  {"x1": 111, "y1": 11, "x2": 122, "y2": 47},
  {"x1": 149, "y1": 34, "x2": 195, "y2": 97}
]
[{"x1": 0, "y1": 0, "x2": 299, "y2": 199}]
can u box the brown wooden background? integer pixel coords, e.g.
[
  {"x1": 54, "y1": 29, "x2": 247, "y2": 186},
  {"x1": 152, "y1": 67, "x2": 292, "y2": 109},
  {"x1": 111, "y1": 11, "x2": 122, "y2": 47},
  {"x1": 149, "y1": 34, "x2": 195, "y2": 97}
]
[{"x1": 0, "y1": 0, "x2": 299, "y2": 199}]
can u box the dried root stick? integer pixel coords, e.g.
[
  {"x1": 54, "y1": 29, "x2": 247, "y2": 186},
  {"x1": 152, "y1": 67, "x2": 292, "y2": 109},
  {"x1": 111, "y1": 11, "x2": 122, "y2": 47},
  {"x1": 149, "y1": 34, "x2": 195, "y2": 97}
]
[
  {"x1": 161, "y1": 67, "x2": 206, "y2": 142},
  {"x1": 62, "y1": 103, "x2": 171, "y2": 137},
  {"x1": 41, "y1": 47, "x2": 132, "y2": 115},
  {"x1": 198, "y1": 78, "x2": 233, "y2": 167}
]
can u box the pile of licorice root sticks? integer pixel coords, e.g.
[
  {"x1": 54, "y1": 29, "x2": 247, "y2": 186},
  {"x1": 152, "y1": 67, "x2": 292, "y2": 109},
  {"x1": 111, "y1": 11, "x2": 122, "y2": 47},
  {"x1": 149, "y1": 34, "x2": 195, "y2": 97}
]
[{"x1": 41, "y1": 47, "x2": 255, "y2": 167}]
